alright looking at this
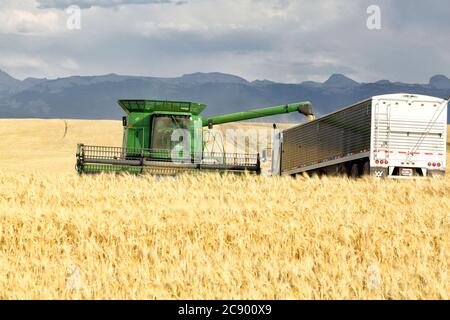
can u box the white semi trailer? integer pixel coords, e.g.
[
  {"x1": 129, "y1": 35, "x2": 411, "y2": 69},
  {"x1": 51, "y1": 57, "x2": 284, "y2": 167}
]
[{"x1": 272, "y1": 94, "x2": 448, "y2": 178}]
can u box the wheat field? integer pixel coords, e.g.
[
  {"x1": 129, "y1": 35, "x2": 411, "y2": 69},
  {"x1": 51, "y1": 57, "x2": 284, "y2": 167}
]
[{"x1": 0, "y1": 119, "x2": 449, "y2": 299}]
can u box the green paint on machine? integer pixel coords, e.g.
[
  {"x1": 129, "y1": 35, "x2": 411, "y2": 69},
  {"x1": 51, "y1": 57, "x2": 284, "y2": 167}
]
[{"x1": 76, "y1": 99, "x2": 314, "y2": 175}]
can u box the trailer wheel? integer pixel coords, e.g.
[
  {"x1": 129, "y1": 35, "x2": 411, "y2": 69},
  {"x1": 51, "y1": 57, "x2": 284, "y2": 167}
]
[
  {"x1": 338, "y1": 164, "x2": 347, "y2": 176},
  {"x1": 350, "y1": 163, "x2": 359, "y2": 179},
  {"x1": 362, "y1": 161, "x2": 370, "y2": 176}
]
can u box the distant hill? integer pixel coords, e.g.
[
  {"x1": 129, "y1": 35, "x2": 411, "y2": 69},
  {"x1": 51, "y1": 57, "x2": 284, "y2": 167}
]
[
  {"x1": 0, "y1": 70, "x2": 21, "y2": 92},
  {"x1": 323, "y1": 74, "x2": 359, "y2": 88},
  {"x1": 0, "y1": 70, "x2": 448, "y2": 122}
]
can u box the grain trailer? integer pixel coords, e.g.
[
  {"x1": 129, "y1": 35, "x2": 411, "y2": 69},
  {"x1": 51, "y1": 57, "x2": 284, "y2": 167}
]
[{"x1": 272, "y1": 94, "x2": 448, "y2": 178}]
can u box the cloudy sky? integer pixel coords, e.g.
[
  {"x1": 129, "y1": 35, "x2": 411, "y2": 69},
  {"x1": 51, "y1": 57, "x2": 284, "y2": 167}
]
[{"x1": 0, "y1": 0, "x2": 448, "y2": 83}]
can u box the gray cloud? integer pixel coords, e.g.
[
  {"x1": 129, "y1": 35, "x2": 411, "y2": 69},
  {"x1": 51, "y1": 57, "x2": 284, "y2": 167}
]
[
  {"x1": 0, "y1": 0, "x2": 448, "y2": 84},
  {"x1": 36, "y1": 0, "x2": 170, "y2": 9}
]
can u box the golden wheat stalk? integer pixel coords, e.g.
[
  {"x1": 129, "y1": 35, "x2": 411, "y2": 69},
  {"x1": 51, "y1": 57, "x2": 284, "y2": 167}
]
[{"x1": 0, "y1": 172, "x2": 448, "y2": 299}]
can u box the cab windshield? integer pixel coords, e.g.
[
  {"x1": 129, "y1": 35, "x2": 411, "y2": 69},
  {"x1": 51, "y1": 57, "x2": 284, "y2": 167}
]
[{"x1": 150, "y1": 115, "x2": 190, "y2": 151}]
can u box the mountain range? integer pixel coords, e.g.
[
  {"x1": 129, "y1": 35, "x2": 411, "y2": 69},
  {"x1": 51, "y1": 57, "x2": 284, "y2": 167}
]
[{"x1": 0, "y1": 70, "x2": 449, "y2": 122}]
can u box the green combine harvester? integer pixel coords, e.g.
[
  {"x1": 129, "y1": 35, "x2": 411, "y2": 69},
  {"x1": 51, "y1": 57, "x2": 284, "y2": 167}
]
[{"x1": 76, "y1": 99, "x2": 314, "y2": 175}]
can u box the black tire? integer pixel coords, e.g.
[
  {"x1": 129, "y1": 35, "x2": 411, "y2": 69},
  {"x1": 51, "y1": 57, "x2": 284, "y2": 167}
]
[
  {"x1": 350, "y1": 163, "x2": 359, "y2": 179},
  {"x1": 338, "y1": 164, "x2": 347, "y2": 176},
  {"x1": 362, "y1": 161, "x2": 370, "y2": 176}
]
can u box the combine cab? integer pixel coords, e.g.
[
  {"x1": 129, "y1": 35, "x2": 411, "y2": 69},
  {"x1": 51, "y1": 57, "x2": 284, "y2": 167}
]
[{"x1": 76, "y1": 99, "x2": 314, "y2": 175}]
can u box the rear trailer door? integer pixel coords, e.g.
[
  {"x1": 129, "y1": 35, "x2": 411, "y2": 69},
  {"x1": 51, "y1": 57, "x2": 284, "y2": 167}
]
[{"x1": 371, "y1": 94, "x2": 447, "y2": 177}]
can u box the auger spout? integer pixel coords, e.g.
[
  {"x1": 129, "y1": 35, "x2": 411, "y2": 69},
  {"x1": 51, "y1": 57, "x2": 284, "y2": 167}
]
[{"x1": 202, "y1": 101, "x2": 314, "y2": 128}]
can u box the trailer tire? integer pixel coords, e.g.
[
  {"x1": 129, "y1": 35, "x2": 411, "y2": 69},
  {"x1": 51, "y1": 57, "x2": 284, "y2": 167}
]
[
  {"x1": 362, "y1": 161, "x2": 370, "y2": 176},
  {"x1": 338, "y1": 164, "x2": 347, "y2": 176},
  {"x1": 350, "y1": 163, "x2": 359, "y2": 179}
]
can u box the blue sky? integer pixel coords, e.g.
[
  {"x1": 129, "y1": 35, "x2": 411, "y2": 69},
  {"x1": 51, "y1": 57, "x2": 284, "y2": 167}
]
[{"x1": 0, "y1": 0, "x2": 448, "y2": 83}]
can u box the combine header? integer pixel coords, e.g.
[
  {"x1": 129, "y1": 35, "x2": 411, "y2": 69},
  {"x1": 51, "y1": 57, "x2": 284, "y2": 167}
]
[{"x1": 76, "y1": 99, "x2": 314, "y2": 175}]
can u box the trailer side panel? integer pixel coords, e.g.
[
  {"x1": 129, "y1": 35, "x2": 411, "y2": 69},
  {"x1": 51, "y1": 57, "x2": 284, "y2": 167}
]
[{"x1": 281, "y1": 100, "x2": 372, "y2": 174}]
